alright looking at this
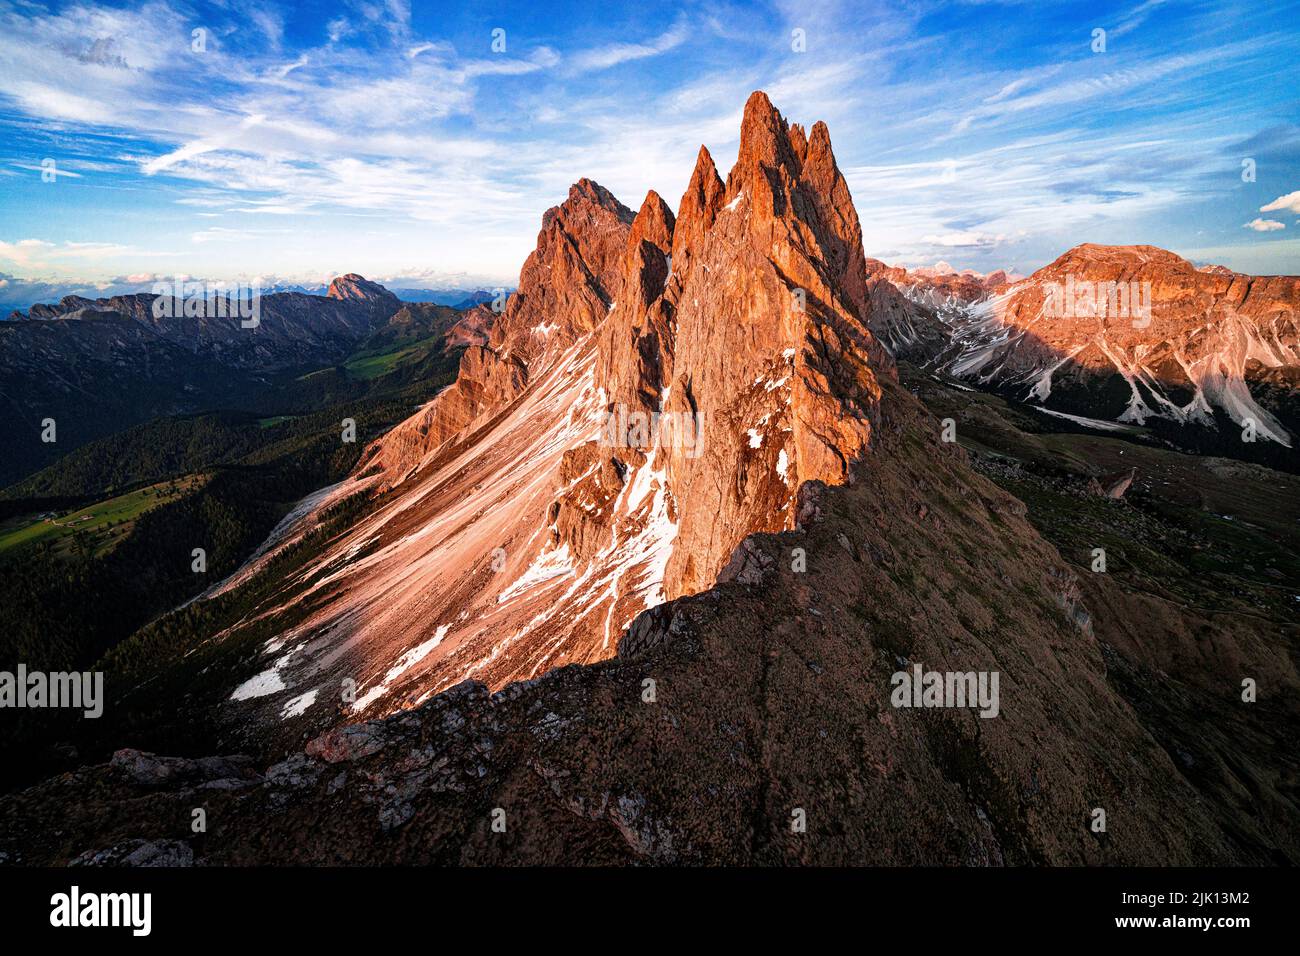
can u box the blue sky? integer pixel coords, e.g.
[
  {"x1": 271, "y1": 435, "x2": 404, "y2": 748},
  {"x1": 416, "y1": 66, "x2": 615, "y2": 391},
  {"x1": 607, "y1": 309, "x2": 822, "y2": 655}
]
[{"x1": 0, "y1": 0, "x2": 1297, "y2": 305}]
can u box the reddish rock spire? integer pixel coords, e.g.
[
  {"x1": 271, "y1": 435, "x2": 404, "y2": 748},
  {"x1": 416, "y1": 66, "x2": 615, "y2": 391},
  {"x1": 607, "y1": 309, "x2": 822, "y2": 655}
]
[
  {"x1": 629, "y1": 189, "x2": 675, "y2": 257},
  {"x1": 671, "y1": 145, "x2": 725, "y2": 270},
  {"x1": 259, "y1": 91, "x2": 896, "y2": 712},
  {"x1": 359, "y1": 178, "x2": 635, "y2": 484},
  {"x1": 789, "y1": 122, "x2": 809, "y2": 165},
  {"x1": 565, "y1": 177, "x2": 634, "y2": 218},
  {"x1": 624, "y1": 189, "x2": 676, "y2": 309},
  {"x1": 799, "y1": 118, "x2": 871, "y2": 319},
  {"x1": 734, "y1": 90, "x2": 799, "y2": 175},
  {"x1": 650, "y1": 90, "x2": 889, "y2": 596},
  {"x1": 596, "y1": 188, "x2": 679, "y2": 422}
]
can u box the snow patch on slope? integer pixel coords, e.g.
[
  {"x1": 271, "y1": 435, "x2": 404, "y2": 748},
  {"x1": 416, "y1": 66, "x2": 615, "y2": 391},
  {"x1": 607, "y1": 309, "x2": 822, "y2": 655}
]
[
  {"x1": 281, "y1": 689, "x2": 318, "y2": 720},
  {"x1": 352, "y1": 624, "x2": 451, "y2": 713}
]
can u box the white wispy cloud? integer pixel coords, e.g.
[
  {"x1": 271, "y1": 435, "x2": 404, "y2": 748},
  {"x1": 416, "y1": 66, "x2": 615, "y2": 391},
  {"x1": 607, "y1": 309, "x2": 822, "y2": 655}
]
[
  {"x1": 567, "y1": 19, "x2": 689, "y2": 72},
  {"x1": 1261, "y1": 191, "x2": 1300, "y2": 215},
  {"x1": 191, "y1": 227, "x2": 258, "y2": 243},
  {"x1": 919, "y1": 230, "x2": 1008, "y2": 249},
  {"x1": 1244, "y1": 218, "x2": 1285, "y2": 232},
  {"x1": 1110, "y1": 0, "x2": 1170, "y2": 40},
  {"x1": 268, "y1": 54, "x2": 310, "y2": 79},
  {"x1": 948, "y1": 46, "x2": 1238, "y2": 138}
]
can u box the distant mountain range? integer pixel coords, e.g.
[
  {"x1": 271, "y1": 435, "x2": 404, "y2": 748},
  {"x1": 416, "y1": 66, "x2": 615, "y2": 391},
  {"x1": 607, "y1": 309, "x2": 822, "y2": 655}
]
[
  {"x1": 866, "y1": 245, "x2": 1300, "y2": 468},
  {"x1": 0, "y1": 274, "x2": 493, "y2": 487},
  {"x1": 0, "y1": 282, "x2": 506, "y2": 321}
]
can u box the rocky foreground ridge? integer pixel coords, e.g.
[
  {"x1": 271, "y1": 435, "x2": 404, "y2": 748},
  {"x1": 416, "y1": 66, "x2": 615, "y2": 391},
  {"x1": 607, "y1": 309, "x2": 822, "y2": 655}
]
[{"x1": 5, "y1": 370, "x2": 1292, "y2": 865}]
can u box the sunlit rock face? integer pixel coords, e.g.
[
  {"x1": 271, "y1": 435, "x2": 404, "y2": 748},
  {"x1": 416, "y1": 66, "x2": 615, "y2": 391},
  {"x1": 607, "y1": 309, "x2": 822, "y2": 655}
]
[
  {"x1": 868, "y1": 243, "x2": 1300, "y2": 452},
  {"x1": 213, "y1": 92, "x2": 892, "y2": 724}
]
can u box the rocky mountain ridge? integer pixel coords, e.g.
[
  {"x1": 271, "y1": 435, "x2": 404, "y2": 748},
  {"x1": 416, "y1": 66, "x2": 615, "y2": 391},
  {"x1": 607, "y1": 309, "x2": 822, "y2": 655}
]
[
  {"x1": 868, "y1": 244, "x2": 1300, "y2": 462},
  {"x1": 10, "y1": 277, "x2": 401, "y2": 371},
  {"x1": 200, "y1": 92, "x2": 896, "y2": 727},
  {"x1": 7, "y1": 366, "x2": 1291, "y2": 866},
  {"x1": 0, "y1": 277, "x2": 409, "y2": 487}
]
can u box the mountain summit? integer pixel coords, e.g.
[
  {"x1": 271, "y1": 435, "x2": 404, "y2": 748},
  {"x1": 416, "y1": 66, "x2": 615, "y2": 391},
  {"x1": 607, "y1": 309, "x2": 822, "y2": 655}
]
[
  {"x1": 327, "y1": 273, "x2": 401, "y2": 307},
  {"x1": 209, "y1": 91, "x2": 894, "y2": 716}
]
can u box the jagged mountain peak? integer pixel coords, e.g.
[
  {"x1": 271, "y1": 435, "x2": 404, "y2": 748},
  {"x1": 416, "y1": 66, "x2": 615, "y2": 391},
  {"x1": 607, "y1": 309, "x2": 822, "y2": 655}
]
[
  {"x1": 802, "y1": 118, "x2": 843, "y2": 181},
  {"x1": 207, "y1": 93, "x2": 897, "y2": 722},
  {"x1": 543, "y1": 178, "x2": 636, "y2": 235},
  {"x1": 672, "y1": 146, "x2": 726, "y2": 271},
  {"x1": 598, "y1": 92, "x2": 890, "y2": 596},
  {"x1": 734, "y1": 89, "x2": 801, "y2": 174},
  {"x1": 690, "y1": 143, "x2": 720, "y2": 180},
  {"x1": 629, "y1": 190, "x2": 676, "y2": 255},
  {"x1": 531, "y1": 179, "x2": 634, "y2": 314},
  {"x1": 568, "y1": 177, "x2": 634, "y2": 217},
  {"x1": 789, "y1": 121, "x2": 809, "y2": 160}
]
